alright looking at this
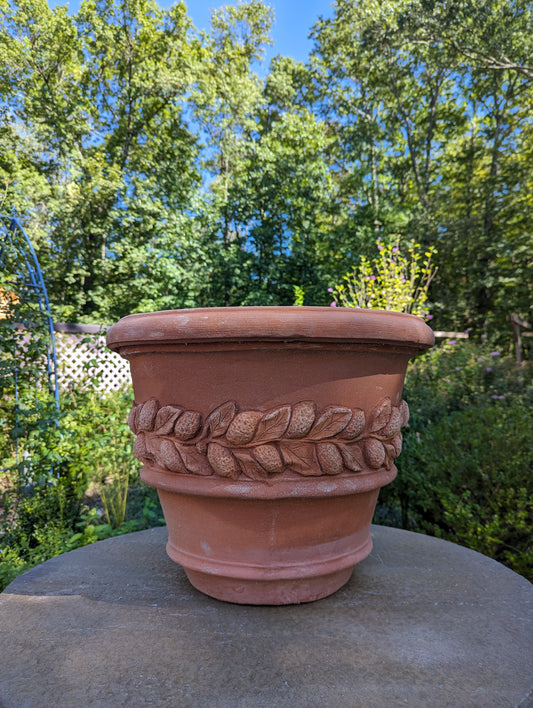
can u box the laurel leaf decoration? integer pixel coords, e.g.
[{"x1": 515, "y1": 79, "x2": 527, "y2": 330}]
[
  {"x1": 133, "y1": 431, "x2": 148, "y2": 460},
  {"x1": 207, "y1": 442, "x2": 240, "y2": 479},
  {"x1": 226, "y1": 411, "x2": 263, "y2": 445},
  {"x1": 254, "y1": 406, "x2": 291, "y2": 443},
  {"x1": 178, "y1": 444, "x2": 212, "y2": 476},
  {"x1": 128, "y1": 403, "x2": 140, "y2": 434},
  {"x1": 137, "y1": 398, "x2": 159, "y2": 432},
  {"x1": 316, "y1": 443, "x2": 344, "y2": 475},
  {"x1": 281, "y1": 443, "x2": 320, "y2": 476},
  {"x1": 253, "y1": 444, "x2": 283, "y2": 475},
  {"x1": 159, "y1": 438, "x2": 185, "y2": 473},
  {"x1": 286, "y1": 401, "x2": 316, "y2": 438},
  {"x1": 154, "y1": 405, "x2": 183, "y2": 435},
  {"x1": 399, "y1": 400, "x2": 410, "y2": 427},
  {"x1": 340, "y1": 409, "x2": 365, "y2": 440},
  {"x1": 380, "y1": 406, "x2": 402, "y2": 438},
  {"x1": 339, "y1": 443, "x2": 364, "y2": 472},
  {"x1": 206, "y1": 401, "x2": 237, "y2": 438},
  {"x1": 363, "y1": 438, "x2": 387, "y2": 469},
  {"x1": 369, "y1": 397, "x2": 392, "y2": 433},
  {"x1": 233, "y1": 449, "x2": 267, "y2": 480},
  {"x1": 308, "y1": 406, "x2": 352, "y2": 440},
  {"x1": 129, "y1": 397, "x2": 410, "y2": 480}
]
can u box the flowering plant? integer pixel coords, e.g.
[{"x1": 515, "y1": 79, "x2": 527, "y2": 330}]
[{"x1": 329, "y1": 238, "x2": 437, "y2": 320}]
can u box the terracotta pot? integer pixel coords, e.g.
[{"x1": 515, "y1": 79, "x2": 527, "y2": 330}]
[{"x1": 107, "y1": 306, "x2": 434, "y2": 605}]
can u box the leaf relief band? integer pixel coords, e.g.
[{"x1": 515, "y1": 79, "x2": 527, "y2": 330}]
[{"x1": 129, "y1": 397, "x2": 409, "y2": 480}]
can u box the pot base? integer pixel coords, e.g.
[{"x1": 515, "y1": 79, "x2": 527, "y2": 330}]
[
  {"x1": 184, "y1": 565, "x2": 357, "y2": 605},
  {"x1": 167, "y1": 533, "x2": 373, "y2": 605}
]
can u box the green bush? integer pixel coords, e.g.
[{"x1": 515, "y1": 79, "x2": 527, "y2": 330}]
[
  {"x1": 1, "y1": 387, "x2": 164, "y2": 591},
  {"x1": 377, "y1": 340, "x2": 533, "y2": 581}
]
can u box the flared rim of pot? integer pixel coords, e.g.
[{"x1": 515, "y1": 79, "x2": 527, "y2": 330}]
[{"x1": 107, "y1": 306, "x2": 435, "y2": 353}]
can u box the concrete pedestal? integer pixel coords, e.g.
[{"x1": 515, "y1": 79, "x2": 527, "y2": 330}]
[{"x1": 0, "y1": 525, "x2": 531, "y2": 707}]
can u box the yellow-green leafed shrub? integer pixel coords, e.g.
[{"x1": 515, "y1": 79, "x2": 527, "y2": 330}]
[{"x1": 329, "y1": 238, "x2": 437, "y2": 319}]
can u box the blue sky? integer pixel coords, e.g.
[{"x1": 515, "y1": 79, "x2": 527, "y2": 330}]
[
  {"x1": 183, "y1": 0, "x2": 334, "y2": 64},
  {"x1": 51, "y1": 0, "x2": 335, "y2": 66}
]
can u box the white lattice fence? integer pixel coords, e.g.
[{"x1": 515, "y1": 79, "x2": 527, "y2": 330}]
[{"x1": 54, "y1": 324, "x2": 131, "y2": 391}]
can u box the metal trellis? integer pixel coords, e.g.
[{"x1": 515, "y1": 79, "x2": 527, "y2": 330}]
[{"x1": 0, "y1": 213, "x2": 60, "y2": 408}]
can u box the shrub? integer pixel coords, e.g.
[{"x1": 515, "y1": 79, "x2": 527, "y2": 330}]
[
  {"x1": 329, "y1": 238, "x2": 436, "y2": 319},
  {"x1": 377, "y1": 341, "x2": 533, "y2": 580},
  {"x1": 0, "y1": 386, "x2": 164, "y2": 591}
]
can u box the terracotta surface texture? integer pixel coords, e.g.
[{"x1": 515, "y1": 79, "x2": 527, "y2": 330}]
[
  {"x1": 107, "y1": 307, "x2": 434, "y2": 604},
  {"x1": 1, "y1": 526, "x2": 531, "y2": 708}
]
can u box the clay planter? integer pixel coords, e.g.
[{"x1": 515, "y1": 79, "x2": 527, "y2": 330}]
[{"x1": 107, "y1": 306, "x2": 433, "y2": 605}]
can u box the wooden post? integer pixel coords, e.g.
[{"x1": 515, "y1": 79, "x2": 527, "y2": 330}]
[{"x1": 507, "y1": 315, "x2": 531, "y2": 366}]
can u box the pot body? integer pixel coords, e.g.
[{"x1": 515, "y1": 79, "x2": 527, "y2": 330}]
[{"x1": 107, "y1": 307, "x2": 434, "y2": 604}]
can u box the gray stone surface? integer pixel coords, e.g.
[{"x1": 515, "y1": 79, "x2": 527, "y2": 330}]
[{"x1": 0, "y1": 525, "x2": 531, "y2": 708}]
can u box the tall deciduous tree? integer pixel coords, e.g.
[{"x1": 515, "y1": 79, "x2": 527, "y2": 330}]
[{"x1": 309, "y1": 0, "x2": 533, "y2": 334}]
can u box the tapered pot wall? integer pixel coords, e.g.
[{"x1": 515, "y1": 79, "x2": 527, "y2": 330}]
[{"x1": 107, "y1": 307, "x2": 434, "y2": 605}]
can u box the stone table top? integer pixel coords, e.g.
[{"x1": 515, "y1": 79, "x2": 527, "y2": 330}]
[{"x1": 0, "y1": 525, "x2": 531, "y2": 708}]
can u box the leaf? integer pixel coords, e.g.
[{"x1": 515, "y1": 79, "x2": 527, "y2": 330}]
[
  {"x1": 154, "y1": 405, "x2": 183, "y2": 435},
  {"x1": 178, "y1": 445, "x2": 212, "y2": 476},
  {"x1": 340, "y1": 409, "x2": 365, "y2": 440},
  {"x1": 308, "y1": 407, "x2": 352, "y2": 440},
  {"x1": 233, "y1": 449, "x2": 267, "y2": 480},
  {"x1": 254, "y1": 405, "x2": 291, "y2": 443},
  {"x1": 316, "y1": 442, "x2": 344, "y2": 475},
  {"x1": 133, "y1": 432, "x2": 148, "y2": 461},
  {"x1": 158, "y1": 439, "x2": 185, "y2": 473},
  {"x1": 339, "y1": 443, "x2": 364, "y2": 472},
  {"x1": 281, "y1": 443, "x2": 320, "y2": 476},
  {"x1": 380, "y1": 407, "x2": 402, "y2": 438},
  {"x1": 127, "y1": 404, "x2": 140, "y2": 434},
  {"x1": 390, "y1": 432, "x2": 403, "y2": 456},
  {"x1": 369, "y1": 398, "x2": 392, "y2": 433},
  {"x1": 253, "y1": 444, "x2": 283, "y2": 475},
  {"x1": 384, "y1": 444, "x2": 397, "y2": 469},
  {"x1": 399, "y1": 400, "x2": 410, "y2": 427},
  {"x1": 363, "y1": 439, "x2": 386, "y2": 469},
  {"x1": 207, "y1": 442, "x2": 240, "y2": 479},
  {"x1": 137, "y1": 398, "x2": 159, "y2": 432},
  {"x1": 205, "y1": 401, "x2": 237, "y2": 438},
  {"x1": 196, "y1": 440, "x2": 208, "y2": 454}
]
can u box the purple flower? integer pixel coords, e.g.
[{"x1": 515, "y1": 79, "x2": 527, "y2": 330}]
[
  {"x1": 330, "y1": 302, "x2": 337, "y2": 307},
  {"x1": 328, "y1": 287, "x2": 333, "y2": 293},
  {"x1": 392, "y1": 247, "x2": 398, "y2": 253},
  {"x1": 489, "y1": 351, "x2": 500, "y2": 356},
  {"x1": 448, "y1": 340, "x2": 457, "y2": 345},
  {"x1": 370, "y1": 275, "x2": 376, "y2": 280},
  {"x1": 486, "y1": 367, "x2": 493, "y2": 372},
  {"x1": 477, "y1": 357, "x2": 483, "y2": 363},
  {"x1": 491, "y1": 394, "x2": 505, "y2": 400},
  {"x1": 426, "y1": 314, "x2": 433, "y2": 320}
]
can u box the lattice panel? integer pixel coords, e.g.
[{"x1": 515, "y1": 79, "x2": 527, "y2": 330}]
[{"x1": 54, "y1": 331, "x2": 131, "y2": 391}]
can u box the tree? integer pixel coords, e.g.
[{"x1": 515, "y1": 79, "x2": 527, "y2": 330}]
[
  {"x1": 309, "y1": 0, "x2": 533, "y2": 334},
  {"x1": 0, "y1": 0, "x2": 202, "y2": 320}
]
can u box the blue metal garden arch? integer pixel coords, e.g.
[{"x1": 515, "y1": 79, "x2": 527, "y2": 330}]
[{"x1": 0, "y1": 213, "x2": 59, "y2": 408}]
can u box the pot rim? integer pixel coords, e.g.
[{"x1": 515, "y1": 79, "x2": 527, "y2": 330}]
[{"x1": 107, "y1": 306, "x2": 434, "y2": 353}]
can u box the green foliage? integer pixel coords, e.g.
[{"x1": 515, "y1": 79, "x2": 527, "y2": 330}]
[
  {"x1": 310, "y1": 0, "x2": 533, "y2": 335},
  {"x1": 293, "y1": 285, "x2": 305, "y2": 307},
  {"x1": 1, "y1": 387, "x2": 164, "y2": 591},
  {"x1": 377, "y1": 341, "x2": 533, "y2": 580},
  {"x1": 1, "y1": 0, "x2": 531, "y2": 332},
  {"x1": 330, "y1": 238, "x2": 437, "y2": 317}
]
